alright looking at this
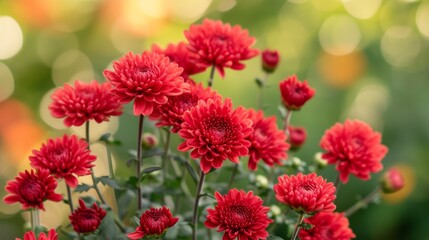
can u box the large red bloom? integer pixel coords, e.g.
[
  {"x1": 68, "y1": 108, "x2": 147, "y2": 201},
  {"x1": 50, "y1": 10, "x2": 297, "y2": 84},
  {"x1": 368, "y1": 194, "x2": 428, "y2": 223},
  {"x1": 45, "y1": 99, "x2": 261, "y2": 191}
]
[
  {"x1": 127, "y1": 206, "x2": 179, "y2": 239},
  {"x1": 103, "y1": 51, "x2": 189, "y2": 116},
  {"x1": 29, "y1": 135, "x2": 96, "y2": 188},
  {"x1": 184, "y1": 18, "x2": 259, "y2": 78},
  {"x1": 16, "y1": 229, "x2": 58, "y2": 240},
  {"x1": 177, "y1": 98, "x2": 253, "y2": 173},
  {"x1": 299, "y1": 212, "x2": 356, "y2": 240},
  {"x1": 49, "y1": 80, "x2": 123, "y2": 127},
  {"x1": 152, "y1": 42, "x2": 208, "y2": 79},
  {"x1": 273, "y1": 173, "x2": 336, "y2": 214},
  {"x1": 150, "y1": 81, "x2": 222, "y2": 133},
  {"x1": 279, "y1": 75, "x2": 315, "y2": 111},
  {"x1": 246, "y1": 109, "x2": 289, "y2": 171},
  {"x1": 320, "y1": 120, "x2": 388, "y2": 183},
  {"x1": 205, "y1": 189, "x2": 272, "y2": 240},
  {"x1": 3, "y1": 169, "x2": 62, "y2": 210},
  {"x1": 69, "y1": 199, "x2": 106, "y2": 233}
]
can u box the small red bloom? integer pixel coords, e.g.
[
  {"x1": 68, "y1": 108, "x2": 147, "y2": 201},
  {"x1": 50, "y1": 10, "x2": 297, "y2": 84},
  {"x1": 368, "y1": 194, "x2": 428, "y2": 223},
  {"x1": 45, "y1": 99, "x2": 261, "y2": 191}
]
[
  {"x1": 279, "y1": 75, "x2": 315, "y2": 111},
  {"x1": 299, "y1": 212, "x2": 356, "y2": 240},
  {"x1": 320, "y1": 120, "x2": 388, "y2": 183},
  {"x1": 262, "y1": 49, "x2": 280, "y2": 73},
  {"x1": 69, "y1": 199, "x2": 106, "y2": 233},
  {"x1": 49, "y1": 80, "x2": 123, "y2": 127},
  {"x1": 288, "y1": 125, "x2": 307, "y2": 150},
  {"x1": 184, "y1": 18, "x2": 259, "y2": 78},
  {"x1": 16, "y1": 229, "x2": 58, "y2": 240},
  {"x1": 273, "y1": 173, "x2": 336, "y2": 214},
  {"x1": 205, "y1": 189, "x2": 272, "y2": 240},
  {"x1": 177, "y1": 98, "x2": 253, "y2": 173},
  {"x1": 103, "y1": 51, "x2": 189, "y2": 116},
  {"x1": 128, "y1": 206, "x2": 179, "y2": 239},
  {"x1": 381, "y1": 168, "x2": 404, "y2": 194},
  {"x1": 150, "y1": 82, "x2": 222, "y2": 133},
  {"x1": 4, "y1": 169, "x2": 62, "y2": 210},
  {"x1": 152, "y1": 42, "x2": 208, "y2": 79},
  {"x1": 246, "y1": 109, "x2": 289, "y2": 171},
  {"x1": 29, "y1": 135, "x2": 96, "y2": 188}
]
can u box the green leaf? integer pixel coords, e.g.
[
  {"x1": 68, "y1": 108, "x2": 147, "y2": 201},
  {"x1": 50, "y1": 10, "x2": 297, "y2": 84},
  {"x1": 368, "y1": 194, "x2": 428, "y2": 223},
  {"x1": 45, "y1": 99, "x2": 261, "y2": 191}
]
[
  {"x1": 74, "y1": 184, "x2": 92, "y2": 193},
  {"x1": 277, "y1": 105, "x2": 287, "y2": 118},
  {"x1": 99, "y1": 133, "x2": 112, "y2": 142},
  {"x1": 126, "y1": 176, "x2": 139, "y2": 189},
  {"x1": 184, "y1": 161, "x2": 198, "y2": 184},
  {"x1": 300, "y1": 222, "x2": 314, "y2": 230},
  {"x1": 141, "y1": 147, "x2": 163, "y2": 159},
  {"x1": 134, "y1": 216, "x2": 140, "y2": 226},
  {"x1": 98, "y1": 176, "x2": 122, "y2": 189},
  {"x1": 267, "y1": 235, "x2": 285, "y2": 240},
  {"x1": 140, "y1": 166, "x2": 162, "y2": 175},
  {"x1": 255, "y1": 77, "x2": 264, "y2": 88}
]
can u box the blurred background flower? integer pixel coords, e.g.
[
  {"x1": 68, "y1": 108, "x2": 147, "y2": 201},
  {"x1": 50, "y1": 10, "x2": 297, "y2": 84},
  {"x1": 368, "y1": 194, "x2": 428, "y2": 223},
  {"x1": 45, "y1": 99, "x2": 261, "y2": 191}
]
[{"x1": 0, "y1": 0, "x2": 428, "y2": 239}]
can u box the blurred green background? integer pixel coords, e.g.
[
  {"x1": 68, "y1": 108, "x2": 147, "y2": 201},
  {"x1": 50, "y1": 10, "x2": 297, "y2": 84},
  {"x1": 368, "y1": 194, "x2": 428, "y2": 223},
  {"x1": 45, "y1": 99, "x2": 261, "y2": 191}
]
[{"x1": 1, "y1": 0, "x2": 428, "y2": 239}]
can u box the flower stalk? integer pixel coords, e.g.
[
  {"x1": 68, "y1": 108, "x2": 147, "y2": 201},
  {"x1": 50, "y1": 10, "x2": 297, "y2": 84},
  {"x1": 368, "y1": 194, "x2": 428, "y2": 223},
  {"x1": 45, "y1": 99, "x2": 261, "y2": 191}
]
[
  {"x1": 207, "y1": 64, "x2": 216, "y2": 87},
  {"x1": 344, "y1": 187, "x2": 380, "y2": 217},
  {"x1": 136, "y1": 115, "x2": 145, "y2": 211},
  {"x1": 192, "y1": 172, "x2": 206, "y2": 240},
  {"x1": 290, "y1": 213, "x2": 305, "y2": 240}
]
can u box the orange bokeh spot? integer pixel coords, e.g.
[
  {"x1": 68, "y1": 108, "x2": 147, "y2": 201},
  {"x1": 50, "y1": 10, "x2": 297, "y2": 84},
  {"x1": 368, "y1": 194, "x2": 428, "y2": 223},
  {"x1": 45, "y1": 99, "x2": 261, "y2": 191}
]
[
  {"x1": 318, "y1": 51, "x2": 366, "y2": 88},
  {"x1": 382, "y1": 164, "x2": 415, "y2": 204},
  {"x1": 7, "y1": 0, "x2": 57, "y2": 28}
]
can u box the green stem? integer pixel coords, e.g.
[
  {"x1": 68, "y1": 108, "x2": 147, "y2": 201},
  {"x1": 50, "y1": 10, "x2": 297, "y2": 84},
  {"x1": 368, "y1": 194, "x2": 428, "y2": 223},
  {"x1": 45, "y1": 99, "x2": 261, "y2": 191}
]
[
  {"x1": 334, "y1": 173, "x2": 341, "y2": 195},
  {"x1": 283, "y1": 109, "x2": 292, "y2": 136},
  {"x1": 207, "y1": 64, "x2": 216, "y2": 87},
  {"x1": 227, "y1": 163, "x2": 239, "y2": 188},
  {"x1": 344, "y1": 187, "x2": 380, "y2": 217},
  {"x1": 192, "y1": 172, "x2": 206, "y2": 240},
  {"x1": 162, "y1": 130, "x2": 171, "y2": 184},
  {"x1": 85, "y1": 121, "x2": 106, "y2": 204},
  {"x1": 30, "y1": 208, "x2": 37, "y2": 232},
  {"x1": 258, "y1": 72, "x2": 268, "y2": 109},
  {"x1": 106, "y1": 143, "x2": 115, "y2": 179},
  {"x1": 290, "y1": 213, "x2": 305, "y2": 240},
  {"x1": 136, "y1": 115, "x2": 145, "y2": 211},
  {"x1": 66, "y1": 183, "x2": 74, "y2": 213}
]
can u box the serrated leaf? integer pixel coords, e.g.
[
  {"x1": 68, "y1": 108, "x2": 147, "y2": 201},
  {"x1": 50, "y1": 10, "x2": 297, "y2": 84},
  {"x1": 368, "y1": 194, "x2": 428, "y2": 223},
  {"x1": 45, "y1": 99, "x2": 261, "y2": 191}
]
[
  {"x1": 74, "y1": 184, "x2": 92, "y2": 193},
  {"x1": 184, "y1": 161, "x2": 198, "y2": 184}
]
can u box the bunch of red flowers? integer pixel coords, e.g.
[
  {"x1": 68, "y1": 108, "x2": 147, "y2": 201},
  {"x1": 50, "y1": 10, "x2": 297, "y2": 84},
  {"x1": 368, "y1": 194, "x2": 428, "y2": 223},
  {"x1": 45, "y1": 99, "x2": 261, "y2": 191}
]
[{"x1": 3, "y1": 18, "x2": 403, "y2": 240}]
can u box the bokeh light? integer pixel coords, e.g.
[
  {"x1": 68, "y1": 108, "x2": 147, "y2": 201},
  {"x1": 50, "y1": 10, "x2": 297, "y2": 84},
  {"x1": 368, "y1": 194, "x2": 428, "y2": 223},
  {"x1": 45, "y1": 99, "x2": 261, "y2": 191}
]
[
  {"x1": 0, "y1": 63, "x2": 14, "y2": 102},
  {"x1": 51, "y1": 50, "x2": 94, "y2": 86},
  {"x1": 381, "y1": 26, "x2": 421, "y2": 67},
  {"x1": 319, "y1": 15, "x2": 361, "y2": 56},
  {"x1": 168, "y1": 0, "x2": 212, "y2": 22},
  {"x1": 36, "y1": 30, "x2": 79, "y2": 66},
  {"x1": 69, "y1": 118, "x2": 120, "y2": 143},
  {"x1": 416, "y1": 2, "x2": 429, "y2": 38},
  {"x1": 342, "y1": 0, "x2": 382, "y2": 19},
  {"x1": 0, "y1": 16, "x2": 23, "y2": 60},
  {"x1": 39, "y1": 89, "x2": 67, "y2": 130}
]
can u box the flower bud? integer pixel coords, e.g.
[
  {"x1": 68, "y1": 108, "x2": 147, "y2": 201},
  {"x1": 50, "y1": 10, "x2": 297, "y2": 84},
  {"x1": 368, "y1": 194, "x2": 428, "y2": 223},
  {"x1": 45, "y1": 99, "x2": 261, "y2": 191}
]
[
  {"x1": 270, "y1": 205, "x2": 282, "y2": 217},
  {"x1": 141, "y1": 133, "x2": 158, "y2": 150},
  {"x1": 314, "y1": 152, "x2": 328, "y2": 168},
  {"x1": 288, "y1": 125, "x2": 307, "y2": 150},
  {"x1": 255, "y1": 175, "x2": 269, "y2": 189},
  {"x1": 262, "y1": 49, "x2": 280, "y2": 73},
  {"x1": 381, "y1": 168, "x2": 404, "y2": 194},
  {"x1": 279, "y1": 75, "x2": 315, "y2": 111}
]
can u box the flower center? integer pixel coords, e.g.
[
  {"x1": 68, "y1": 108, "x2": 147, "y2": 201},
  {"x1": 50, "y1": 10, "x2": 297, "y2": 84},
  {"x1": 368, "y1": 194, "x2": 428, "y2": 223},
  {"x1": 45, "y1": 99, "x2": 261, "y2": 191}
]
[
  {"x1": 20, "y1": 179, "x2": 43, "y2": 202},
  {"x1": 205, "y1": 117, "x2": 232, "y2": 144},
  {"x1": 299, "y1": 181, "x2": 317, "y2": 192},
  {"x1": 76, "y1": 210, "x2": 101, "y2": 233},
  {"x1": 225, "y1": 205, "x2": 252, "y2": 228}
]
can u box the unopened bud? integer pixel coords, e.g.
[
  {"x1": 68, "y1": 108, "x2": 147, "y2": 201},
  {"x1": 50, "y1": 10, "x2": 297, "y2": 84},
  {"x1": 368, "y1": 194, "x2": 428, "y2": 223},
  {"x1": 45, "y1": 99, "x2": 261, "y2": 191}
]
[
  {"x1": 262, "y1": 49, "x2": 280, "y2": 73},
  {"x1": 142, "y1": 133, "x2": 158, "y2": 150},
  {"x1": 270, "y1": 205, "x2": 281, "y2": 216},
  {"x1": 314, "y1": 152, "x2": 328, "y2": 168},
  {"x1": 255, "y1": 175, "x2": 269, "y2": 189},
  {"x1": 381, "y1": 168, "x2": 404, "y2": 194},
  {"x1": 288, "y1": 126, "x2": 307, "y2": 150}
]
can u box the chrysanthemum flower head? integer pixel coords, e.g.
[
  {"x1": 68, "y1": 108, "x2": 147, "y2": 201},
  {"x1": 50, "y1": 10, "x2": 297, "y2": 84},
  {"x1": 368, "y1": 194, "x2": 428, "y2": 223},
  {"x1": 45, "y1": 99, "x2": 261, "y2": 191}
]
[
  {"x1": 150, "y1": 81, "x2": 222, "y2": 133},
  {"x1": 3, "y1": 169, "x2": 62, "y2": 210},
  {"x1": 279, "y1": 75, "x2": 315, "y2": 111},
  {"x1": 320, "y1": 120, "x2": 388, "y2": 183},
  {"x1": 16, "y1": 229, "x2": 58, "y2": 240},
  {"x1": 288, "y1": 125, "x2": 307, "y2": 150},
  {"x1": 184, "y1": 18, "x2": 259, "y2": 78},
  {"x1": 29, "y1": 135, "x2": 96, "y2": 188},
  {"x1": 261, "y1": 49, "x2": 280, "y2": 73},
  {"x1": 273, "y1": 173, "x2": 336, "y2": 215},
  {"x1": 205, "y1": 189, "x2": 272, "y2": 240},
  {"x1": 246, "y1": 109, "x2": 289, "y2": 171},
  {"x1": 299, "y1": 212, "x2": 356, "y2": 240},
  {"x1": 127, "y1": 206, "x2": 179, "y2": 239},
  {"x1": 177, "y1": 98, "x2": 253, "y2": 173},
  {"x1": 69, "y1": 199, "x2": 106, "y2": 233},
  {"x1": 49, "y1": 80, "x2": 123, "y2": 127},
  {"x1": 152, "y1": 42, "x2": 208, "y2": 79},
  {"x1": 103, "y1": 51, "x2": 190, "y2": 116}
]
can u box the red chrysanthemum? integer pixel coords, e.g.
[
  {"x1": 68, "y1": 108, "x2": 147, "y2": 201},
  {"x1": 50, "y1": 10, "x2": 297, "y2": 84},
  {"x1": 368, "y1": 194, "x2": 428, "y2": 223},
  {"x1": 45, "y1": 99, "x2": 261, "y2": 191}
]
[
  {"x1": 279, "y1": 75, "x2": 315, "y2": 111},
  {"x1": 184, "y1": 18, "x2": 259, "y2": 78},
  {"x1": 150, "y1": 81, "x2": 222, "y2": 133},
  {"x1": 273, "y1": 173, "x2": 336, "y2": 214},
  {"x1": 29, "y1": 135, "x2": 96, "y2": 188},
  {"x1": 288, "y1": 125, "x2": 307, "y2": 150},
  {"x1": 16, "y1": 229, "x2": 58, "y2": 240},
  {"x1": 246, "y1": 109, "x2": 289, "y2": 171},
  {"x1": 205, "y1": 189, "x2": 272, "y2": 240},
  {"x1": 3, "y1": 169, "x2": 62, "y2": 210},
  {"x1": 261, "y1": 49, "x2": 280, "y2": 73},
  {"x1": 320, "y1": 120, "x2": 388, "y2": 183},
  {"x1": 69, "y1": 199, "x2": 106, "y2": 233},
  {"x1": 152, "y1": 42, "x2": 208, "y2": 79},
  {"x1": 49, "y1": 80, "x2": 123, "y2": 127},
  {"x1": 299, "y1": 212, "x2": 356, "y2": 240},
  {"x1": 103, "y1": 51, "x2": 190, "y2": 116},
  {"x1": 127, "y1": 206, "x2": 179, "y2": 239},
  {"x1": 177, "y1": 98, "x2": 253, "y2": 173}
]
